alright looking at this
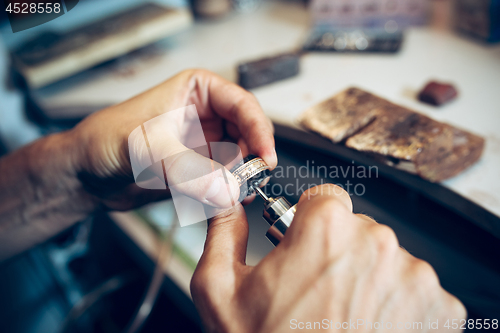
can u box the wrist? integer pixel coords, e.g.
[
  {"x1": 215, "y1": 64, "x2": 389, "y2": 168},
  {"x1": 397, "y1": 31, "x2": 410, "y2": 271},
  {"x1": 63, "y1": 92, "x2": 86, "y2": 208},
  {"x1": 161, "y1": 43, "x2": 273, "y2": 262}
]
[
  {"x1": 0, "y1": 130, "x2": 100, "y2": 260},
  {"x1": 67, "y1": 119, "x2": 143, "y2": 211},
  {"x1": 26, "y1": 130, "x2": 100, "y2": 217}
]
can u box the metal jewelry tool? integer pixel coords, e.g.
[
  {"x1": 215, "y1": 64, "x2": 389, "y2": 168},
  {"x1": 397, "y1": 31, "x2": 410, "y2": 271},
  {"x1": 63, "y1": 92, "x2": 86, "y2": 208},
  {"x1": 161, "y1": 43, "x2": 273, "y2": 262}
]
[
  {"x1": 254, "y1": 186, "x2": 296, "y2": 246},
  {"x1": 231, "y1": 155, "x2": 296, "y2": 246}
]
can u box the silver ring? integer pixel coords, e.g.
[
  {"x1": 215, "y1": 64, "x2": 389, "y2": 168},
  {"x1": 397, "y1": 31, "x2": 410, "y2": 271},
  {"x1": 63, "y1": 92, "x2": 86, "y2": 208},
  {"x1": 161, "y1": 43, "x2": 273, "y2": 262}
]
[{"x1": 232, "y1": 157, "x2": 270, "y2": 188}]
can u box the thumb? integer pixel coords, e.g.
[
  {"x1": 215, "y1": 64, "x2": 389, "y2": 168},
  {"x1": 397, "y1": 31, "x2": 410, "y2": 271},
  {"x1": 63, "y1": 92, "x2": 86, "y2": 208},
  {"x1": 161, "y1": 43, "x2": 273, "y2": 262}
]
[
  {"x1": 199, "y1": 203, "x2": 249, "y2": 271},
  {"x1": 128, "y1": 123, "x2": 241, "y2": 208},
  {"x1": 163, "y1": 148, "x2": 241, "y2": 208},
  {"x1": 190, "y1": 204, "x2": 249, "y2": 324}
]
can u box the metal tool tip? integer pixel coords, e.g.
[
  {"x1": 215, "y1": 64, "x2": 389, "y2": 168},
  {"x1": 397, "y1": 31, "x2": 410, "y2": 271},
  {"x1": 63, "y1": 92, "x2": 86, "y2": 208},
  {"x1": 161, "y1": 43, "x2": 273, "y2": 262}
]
[{"x1": 254, "y1": 186, "x2": 269, "y2": 202}]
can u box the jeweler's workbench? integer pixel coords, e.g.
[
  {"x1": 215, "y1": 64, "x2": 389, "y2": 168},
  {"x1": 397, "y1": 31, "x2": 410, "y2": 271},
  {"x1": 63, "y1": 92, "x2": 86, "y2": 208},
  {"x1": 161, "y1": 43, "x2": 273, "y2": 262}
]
[
  {"x1": 28, "y1": 1, "x2": 500, "y2": 224},
  {"x1": 2, "y1": 0, "x2": 499, "y2": 326}
]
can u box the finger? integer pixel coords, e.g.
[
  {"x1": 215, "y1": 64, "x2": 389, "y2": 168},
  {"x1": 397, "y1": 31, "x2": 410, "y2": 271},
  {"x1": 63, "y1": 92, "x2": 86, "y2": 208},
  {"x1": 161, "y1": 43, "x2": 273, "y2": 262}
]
[
  {"x1": 199, "y1": 204, "x2": 249, "y2": 270},
  {"x1": 298, "y1": 184, "x2": 353, "y2": 212},
  {"x1": 240, "y1": 192, "x2": 256, "y2": 206},
  {"x1": 225, "y1": 122, "x2": 241, "y2": 141},
  {"x1": 280, "y1": 184, "x2": 357, "y2": 254},
  {"x1": 356, "y1": 214, "x2": 378, "y2": 224},
  {"x1": 286, "y1": 185, "x2": 354, "y2": 241},
  {"x1": 190, "y1": 204, "x2": 249, "y2": 321},
  {"x1": 128, "y1": 124, "x2": 240, "y2": 209},
  {"x1": 163, "y1": 149, "x2": 240, "y2": 208},
  {"x1": 194, "y1": 71, "x2": 277, "y2": 169},
  {"x1": 237, "y1": 138, "x2": 249, "y2": 158},
  {"x1": 100, "y1": 184, "x2": 171, "y2": 211},
  {"x1": 201, "y1": 117, "x2": 224, "y2": 143},
  {"x1": 355, "y1": 214, "x2": 411, "y2": 253}
]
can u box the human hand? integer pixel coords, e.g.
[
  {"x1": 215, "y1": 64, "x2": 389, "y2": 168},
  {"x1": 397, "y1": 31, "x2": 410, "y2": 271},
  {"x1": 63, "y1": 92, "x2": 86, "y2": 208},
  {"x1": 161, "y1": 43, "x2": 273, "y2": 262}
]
[
  {"x1": 0, "y1": 69, "x2": 276, "y2": 260},
  {"x1": 69, "y1": 69, "x2": 276, "y2": 211},
  {"x1": 191, "y1": 184, "x2": 466, "y2": 333}
]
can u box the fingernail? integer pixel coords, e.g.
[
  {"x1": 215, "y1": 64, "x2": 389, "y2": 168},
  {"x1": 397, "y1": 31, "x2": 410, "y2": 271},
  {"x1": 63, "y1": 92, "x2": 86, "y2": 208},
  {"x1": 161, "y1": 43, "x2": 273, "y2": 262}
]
[
  {"x1": 268, "y1": 148, "x2": 278, "y2": 169},
  {"x1": 205, "y1": 174, "x2": 240, "y2": 208},
  {"x1": 205, "y1": 177, "x2": 222, "y2": 200}
]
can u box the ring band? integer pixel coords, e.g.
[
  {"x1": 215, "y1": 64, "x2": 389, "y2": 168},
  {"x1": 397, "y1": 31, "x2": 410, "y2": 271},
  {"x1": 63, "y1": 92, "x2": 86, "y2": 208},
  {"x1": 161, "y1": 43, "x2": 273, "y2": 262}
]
[{"x1": 232, "y1": 157, "x2": 270, "y2": 188}]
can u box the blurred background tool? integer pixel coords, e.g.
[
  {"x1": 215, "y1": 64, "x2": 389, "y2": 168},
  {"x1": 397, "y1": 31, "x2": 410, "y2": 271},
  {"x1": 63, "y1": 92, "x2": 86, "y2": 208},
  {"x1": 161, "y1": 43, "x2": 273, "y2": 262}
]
[
  {"x1": 191, "y1": 0, "x2": 262, "y2": 17},
  {"x1": 303, "y1": 28, "x2": 403, "y2": 52},
  {"x1": 303, "y1": 0, "x2": 429, "y2": 53},
  {"x1": 310, "y1": 0, "x2": 429, "y2": 29},
  {"x1": 11, "y1": 3, "x2": 192, "y2": 88},
  {"x1": 455, "y1": 0, "x2": 500, "y2": 43},
  {"x1": 237, "y1": 52, "x2": 300, "y2": 89},
  {"x1": 191, "y1": 0, "x2": 232, "y2": 18}
]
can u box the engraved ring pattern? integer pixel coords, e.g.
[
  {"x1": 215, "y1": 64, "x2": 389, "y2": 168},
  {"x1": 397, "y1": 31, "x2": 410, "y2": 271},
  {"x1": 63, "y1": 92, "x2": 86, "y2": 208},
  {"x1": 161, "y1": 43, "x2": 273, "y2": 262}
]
[{"x1": 232, "y1": 157, "x2": 270, "y2": 187}]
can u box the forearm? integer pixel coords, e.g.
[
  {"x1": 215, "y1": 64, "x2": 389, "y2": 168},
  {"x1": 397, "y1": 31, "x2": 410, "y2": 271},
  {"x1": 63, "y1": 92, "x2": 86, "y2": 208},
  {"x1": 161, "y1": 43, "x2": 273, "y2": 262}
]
[{"x1": 0, "y1": 130, "x2": 97, "y2": 261}]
